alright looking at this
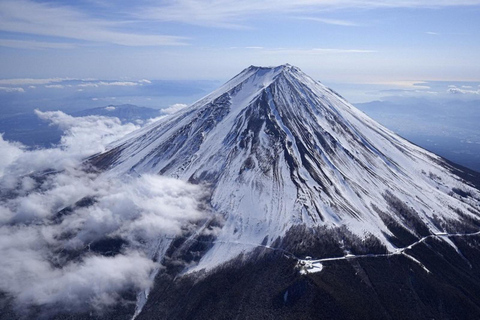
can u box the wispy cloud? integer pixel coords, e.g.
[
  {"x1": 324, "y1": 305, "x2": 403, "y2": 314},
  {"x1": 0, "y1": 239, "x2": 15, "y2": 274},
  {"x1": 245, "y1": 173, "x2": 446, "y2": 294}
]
[
  {"x1": 0, "y1": 86, "x2": 25, "y2": 93},
  {"x1": 44, "y1": 84, "x2": 65, "y2": 89},
  {"x1": 295, "y1": 16, "x2": 359, "y2": 26},
  {"x1": 0, "y1": 0, "x2": 187, "y2": 46},
  {"x1": 140, "y1": 0, "x2": 480, "y2": 28},
  {"x1": 78, "y1": 81, "x2": 139, "y2": 88},
  {"x1": 261, "y1": 47, "x2": 376, "y2": 55},
  {"x1": 0, "y1": 78, "x2": 153, "y2": 92}
]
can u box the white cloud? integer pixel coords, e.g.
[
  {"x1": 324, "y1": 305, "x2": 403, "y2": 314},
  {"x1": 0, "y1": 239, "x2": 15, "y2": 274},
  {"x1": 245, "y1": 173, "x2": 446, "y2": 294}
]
[
  {"x1": 0, "y1": 86, "x2": 24, "y2": 93},
  {"x1": 0, "y1": 111, "x2": 208, "y2": 315},
  {"x1": 44, "y1": 84, "x2": 65, "y2": 89},
  {"x1": 0, "y1": 0, "x2": 188, "y2": 46},
  {"x1": 295, "y1": 16, "x2": 359, "y2": 26},
  {"x1": 16, "y1": 251, "x2": 155, "y2": 310},
  {"x1": 35, "y1": 110, "x2": 139, "y2": 156},
  {"x1": 0, "y1": 135, "x2": 23, "y2": 178},
  {"x1": 78, "y1": 83, "x2": 99, "y2": 88},
  {"x1": 106, "y1": 81, "x2": 138, "y2": 86},
  {"x1": 0, "y1": 110, "x2": 140, "y2": 190},
  {"x1": 0, "y1": 226, "x2": 156, "y2": 312},
  {"x1": 162, "y1": 103, "x2": 189, "y2": 114},
  {"x1": 78, "y1": 81, "x2": 139, "y2": 88},
  {"x1": 447, "y1": 86, "x2": 480, "y2": 95}
]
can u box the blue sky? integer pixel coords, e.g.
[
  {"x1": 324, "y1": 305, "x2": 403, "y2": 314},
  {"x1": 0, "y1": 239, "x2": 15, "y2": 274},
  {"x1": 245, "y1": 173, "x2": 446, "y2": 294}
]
[{"x1": 0, "y1": 1, "x2": 479, "y2": 89}]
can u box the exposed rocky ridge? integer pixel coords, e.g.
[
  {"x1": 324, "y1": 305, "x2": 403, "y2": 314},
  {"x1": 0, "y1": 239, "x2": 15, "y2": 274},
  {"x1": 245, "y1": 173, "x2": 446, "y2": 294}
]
[{"x1": 90, "y1": 65, "x2": 480, "y2": 271}]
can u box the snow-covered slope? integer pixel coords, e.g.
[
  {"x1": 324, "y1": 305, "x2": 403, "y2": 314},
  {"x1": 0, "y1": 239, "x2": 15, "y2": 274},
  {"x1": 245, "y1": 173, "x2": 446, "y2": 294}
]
[{"x1": 91, "y1": 64, "x2": 480, "y2": 271}]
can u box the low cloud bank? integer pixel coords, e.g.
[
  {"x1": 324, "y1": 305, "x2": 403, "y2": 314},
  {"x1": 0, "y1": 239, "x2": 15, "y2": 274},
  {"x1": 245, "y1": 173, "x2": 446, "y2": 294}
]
[
  {"x1": 161, "y1": 103, "x2": 188, "y2": 114},
  {"x1": 0, "y1": 111, "x2": 207, "y2": 316},
  {"x1": 447, "y1": 85, "x2": 480, "y2": 95}
]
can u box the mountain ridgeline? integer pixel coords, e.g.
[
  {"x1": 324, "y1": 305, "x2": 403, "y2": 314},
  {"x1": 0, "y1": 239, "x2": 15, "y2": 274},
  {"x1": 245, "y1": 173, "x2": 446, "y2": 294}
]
[{"x1": 86, "y1": 65, "x2": 480, "y2": 318}]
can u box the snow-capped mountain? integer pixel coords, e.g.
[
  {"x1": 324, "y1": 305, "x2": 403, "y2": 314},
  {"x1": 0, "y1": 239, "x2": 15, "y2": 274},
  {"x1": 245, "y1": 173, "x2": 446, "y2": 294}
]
[
  {"x1": 86, "y1": 64, "x2": 480, "y2": 319},
  {"x1": 92, "y1": 64, "x2": 479, "y2": 265}
]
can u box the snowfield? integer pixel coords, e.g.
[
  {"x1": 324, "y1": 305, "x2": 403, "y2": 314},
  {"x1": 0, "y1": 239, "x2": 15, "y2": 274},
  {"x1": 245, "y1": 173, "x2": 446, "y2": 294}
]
[{"x1": 88, "y1": 66, "x2": 480, "y2": 316}]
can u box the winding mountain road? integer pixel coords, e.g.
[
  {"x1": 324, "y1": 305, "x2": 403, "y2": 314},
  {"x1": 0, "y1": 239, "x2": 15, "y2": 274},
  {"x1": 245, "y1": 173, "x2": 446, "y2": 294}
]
[{"x1": 297, "y1": 230, "x2": 480, "y2": 274}]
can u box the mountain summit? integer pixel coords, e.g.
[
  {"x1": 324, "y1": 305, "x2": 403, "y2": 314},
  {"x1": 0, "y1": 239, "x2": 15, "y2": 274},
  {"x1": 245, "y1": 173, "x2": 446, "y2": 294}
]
[
  {"x1": 93, "y1": 64, "x2": 479, "y2": 257},
  {"x1": 89, "y1": 65, "x2": 480, "y2": 319}
]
